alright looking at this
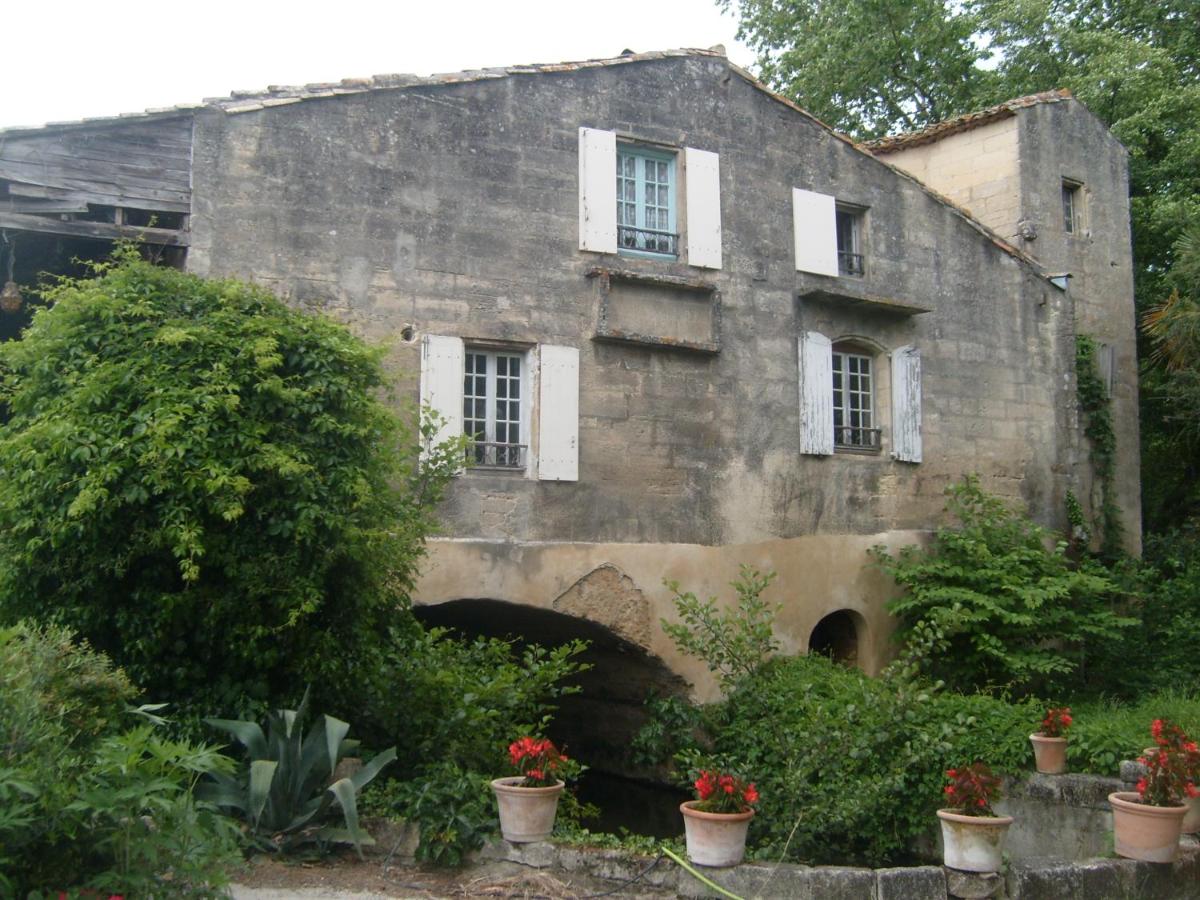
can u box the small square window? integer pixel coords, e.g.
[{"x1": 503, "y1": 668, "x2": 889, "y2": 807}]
[
  {"x1": 836, "y1": 206, "x2": 865, "y2": 276},
  {"x1": 463, "y1": 348, "x2": 527, "y2": 469},
  {"x1": 1062, "y1": 180, "x2": 1083, "y2": 234},
  {"x1": 616, "y1": 147, "x2": 677, "y2": 257}
]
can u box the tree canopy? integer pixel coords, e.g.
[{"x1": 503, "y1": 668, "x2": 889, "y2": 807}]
[{"x1": 0, "y1": 251, "x2": 458, "y2": 718}]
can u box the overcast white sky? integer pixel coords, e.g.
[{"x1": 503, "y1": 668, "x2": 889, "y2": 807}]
[{"x1": 0, "y1": 1, "x2": 755, "y2": 130}]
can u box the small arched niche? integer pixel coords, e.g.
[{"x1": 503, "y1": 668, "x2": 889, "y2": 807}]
[{"x1": 808, "y1": 609, "x2": 866, "y2": 667}]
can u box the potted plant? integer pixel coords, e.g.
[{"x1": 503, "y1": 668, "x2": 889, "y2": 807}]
[
  {"x1": 679, "y1": 769, "x2": 759, "y2": 867},
  {"x1": 1111, "y1": 718, "x2": 1198, "y2": 861},
  {"x1": 1030, "y1": 706, "x2": 1072, "y2": 774},
  {"x1": 490, "y1": 737, "x2": 575, "y2": 843},
  {"x1": 937, "y1": 763, "x2": 1014, "y2": 873}
]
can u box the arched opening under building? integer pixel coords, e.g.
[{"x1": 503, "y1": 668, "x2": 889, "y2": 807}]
[
  {"x1": 808, "y1": 609, "x2": 865, "y2": 667},
  {"x1": 414, "y1": 598, "x2": 691, "y2": 836}
]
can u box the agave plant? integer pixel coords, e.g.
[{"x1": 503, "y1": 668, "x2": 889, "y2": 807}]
[{"x1": 202, "y1": 690, "x2": 396, "y2": 855}]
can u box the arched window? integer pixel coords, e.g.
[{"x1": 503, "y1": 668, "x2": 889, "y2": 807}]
[{"x1": 831, "y1": 341, "x2": 880, "y2": 452}]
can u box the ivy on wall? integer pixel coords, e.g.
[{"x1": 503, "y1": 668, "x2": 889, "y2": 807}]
[{"x1": 1075, "y1": 334, "x2": 1123, "y2": 557}]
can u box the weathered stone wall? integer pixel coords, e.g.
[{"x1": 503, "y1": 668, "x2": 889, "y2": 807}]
[
  {"x1": 878, "y1": 98, "x2": 1140, "y2": 553},
  {"x1": 187, "y1": 53, "x2": 1085, "y2": 682},
  {"x1": 1016, "y1": 101, "x2": 1140, "y2": 553},
  {"x1": 879, "y1": 117, "x2": 1023, "y2": 243}
]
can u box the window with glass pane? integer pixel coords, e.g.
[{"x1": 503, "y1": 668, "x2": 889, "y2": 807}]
[
  {"x1": 1062, "y1": 180, "x2": 1082, "y2": 234},
  {"x1": 463, "y1": 349, "x2": 525, "y2": 468},
  {"x1": 836, "y1": 207, "x2": 865, "y2": 276},
  {"x1": 615, "y1": 148, "x2": 677, "y2": 256},
  {"x1": 832, "y1": 351, "x2": 879, "y2": 450}
]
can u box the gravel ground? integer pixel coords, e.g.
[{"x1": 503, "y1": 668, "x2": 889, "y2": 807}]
[{"x1": 229, "y1": 852, "x2": 675, "y2": 899}]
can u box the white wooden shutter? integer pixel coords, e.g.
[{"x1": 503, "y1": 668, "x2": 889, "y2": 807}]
[
  {"x1": 793, "y1": 188, "x2": 839, "y2": 277},
  {"x1": 891, "y1": 345, "x2": 922, "y2": 463},
  {"x1": 579, "y1": 127, "x2": 617, "y2": 253},
  {"x1": 538, "y1": 344, "x2": 579, "y2": 481},
  {"x1": 685, "y1": 147, "x2": 722, "y2": 269},
  {"x1": 798, "y1": 332, "x2": 834, "y2": 456},
  {"x1": 419, "y1": 334, "x2": 464, "y2": 458}
]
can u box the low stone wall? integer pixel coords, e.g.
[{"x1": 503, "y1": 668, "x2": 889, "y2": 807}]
[
  {"x1": 481, "y1": 837, "x2": 1200, "y2": 899},
  {"x1": 995, "y1": 772, "x2": 1122, "y2": 861}
]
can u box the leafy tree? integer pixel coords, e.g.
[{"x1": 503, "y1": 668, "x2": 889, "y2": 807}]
[
  {"x1": 723, "y1": 0, "x2": 990, "y2": 138},
  {"x1": 872, "y1": 476, "x2": 1135, "y2": 695},
  {"x1": 0, "y1": 251, "x2": 460, "y2": 722},
  {"x1": 1141, "y1": 227, "x2": 1200, "y2": 523}
]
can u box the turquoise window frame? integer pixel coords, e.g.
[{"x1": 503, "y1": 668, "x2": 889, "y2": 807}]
[{"x1": 616, "y1": 145, "x2": 677, "y2": 259}]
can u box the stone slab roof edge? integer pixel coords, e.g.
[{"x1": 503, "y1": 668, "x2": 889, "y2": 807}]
[
  {"x1": 865, "y1": 89, "x2": 1074, "y2": 153},
  {"x1": 0, "y1": 46, "x2": 1054, "y2": 285},
  {"x1": 717, "y1": 63, "x2": 1053, "y2": 281}
]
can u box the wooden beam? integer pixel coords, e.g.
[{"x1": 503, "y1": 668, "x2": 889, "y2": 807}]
[
  {"x1": 0, "y1": 211, "x2": 188, "y2": 246},
  {"x1": 1, "y1": 199, "x2": 90, "y2": 214}
]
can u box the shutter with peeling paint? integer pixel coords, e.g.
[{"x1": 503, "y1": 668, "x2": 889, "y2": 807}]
[
  {"x1": 538, "y1": 344, "x2": 579, "y2": 481},
  {"x1": 579, "y1": 127, "x2": 617, "y2": 253},
  {"x1": 685, "y1": 147, "x2": 722, "y2": 269},
  {"x1": 891, "y1": 345, "x2": 922, "y2": 463},
  {"x1": 799, "y1": 331, "x2": 834, "y2": 455},
  {"x1": 419, "y1": 334, "x2": 464, "y2": 458},
  {"x1": 793, "y1": 188, "x2": 839, "y2": 277}
]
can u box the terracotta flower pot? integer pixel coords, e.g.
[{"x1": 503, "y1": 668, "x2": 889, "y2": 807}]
[
  {"x1": 680, "y1": 800, "x2": 754, "y2": 867},
  {"x1": 1109, "y1": 791, "x2": 1187, "y2": 862},
  {"x1": 490, "y1": 777, "x2": 564, "y2": 843},
  {"x1": 936, "y1": 808, "x2": 1014, "y2": 873},
  {"x1": 1183, "y1": 795, "x2": 1200, "y2": 835},
  {"x1": 1030, "y1": 733, "x2": 1068, "y2": 774}
]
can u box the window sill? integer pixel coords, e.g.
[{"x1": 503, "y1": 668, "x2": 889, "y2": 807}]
[
  {"x1": 618, "y1": 248, "x2": 678, "y2": 262},
  {"x1": 798, "y1": 284, "x2": 931, "y2": 316},
  {"x1": 834, "y1": 446, "x2": 883, "y2": 456}
]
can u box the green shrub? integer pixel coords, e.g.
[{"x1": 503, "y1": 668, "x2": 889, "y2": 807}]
[
  {"x1": 873, "y1": 476, "x2": 1135, "y2": 696},
  {"x1": 662, "y1": 566, "x2": 779, "y2": 689},
  {"x1": 363, "y1": 761, "x2": 494, "y2": 866},
  {"x1": 1067, "y1": 691, "x2": 1200, "y2": 775},
  {"x1": 381, "y1": 630, "x2": 590, "y2": 775},
  {"x1": 0, "y1": 251, "x2": 460, "y2": 726},
  {"x1": 63, "y1": 725, "x2": 242, "y2": 897},
  {"x1": 658, "y1": 654, "x2": 1039, "y2": 866},
  {"x1": 204, "y1": 691, "x2": 396, "y2": 856},
  {"x1": 1084, "y1": 528, "x2": 1200, "y2": 698},
  {"x1": 0, "y1": 621, "x2": 238, "y2": 895}
]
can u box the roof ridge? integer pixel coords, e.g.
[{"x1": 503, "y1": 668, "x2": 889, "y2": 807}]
[
  {"x1": 865, "y1": 89, "x2": 1073, "y2": 153},
  {"x1": 0, "y1": 47, "x2": 727, "y2": 136}
]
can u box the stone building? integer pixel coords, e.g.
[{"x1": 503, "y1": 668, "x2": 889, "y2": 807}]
[{"x1": 0, "y1": 49, "x2": 1138, "y2": 714}]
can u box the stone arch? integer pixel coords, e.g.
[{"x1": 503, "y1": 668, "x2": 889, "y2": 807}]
[
  {"x1": 412, "y1": 596, "x2": 688, "y2": 775},
  {"x1": 807, "y1": 608, "x2": 867, "y2": 668}
]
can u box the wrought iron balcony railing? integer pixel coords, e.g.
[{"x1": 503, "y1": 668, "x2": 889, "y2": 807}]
[
  {"x1": 618, "y1": 225, "x2": 678, "y2": 256},
  {"x1": 835, "y1": 426, "x2": 881, "y2": 451},
  {"x1": 838, "y1": 251, "x2": 865, "y2": 276},
  {"x1": 468, "y1": 441, "x2": 527, "y2": 469}
]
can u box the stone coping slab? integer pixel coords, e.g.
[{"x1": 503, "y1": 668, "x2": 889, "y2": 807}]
[{"x1": 477, "y1": 834, "x2": 1200, "y2": 899}]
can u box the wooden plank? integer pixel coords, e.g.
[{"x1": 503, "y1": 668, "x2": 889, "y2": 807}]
[
  {"x1": 0, "y1": 157, "x2": 190, "y2": 198},
  {"x1": 0, "y1": 211, "x2": 188, "y2": 246},
  {"x1": 0, "y1": 161, "x2": 190, "y2": 207},
  {"x1": 4, "y1": 182, "x2": 77, "y2": 199},
  {"x1": 2, "y1": 198, "x2": 89, "y2": 214},
  {"x1": 3, "y1": 139, "x2": 192, "y2": 174}
]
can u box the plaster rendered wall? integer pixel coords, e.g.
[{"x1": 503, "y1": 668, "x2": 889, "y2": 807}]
[{"x1": 186, "y1": 54, "x2": 1082, "y2": 684}]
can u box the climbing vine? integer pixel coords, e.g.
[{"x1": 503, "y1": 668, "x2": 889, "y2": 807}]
[{"x1": 1075, "y1": 334, "x2": 1122, "y2": 557}]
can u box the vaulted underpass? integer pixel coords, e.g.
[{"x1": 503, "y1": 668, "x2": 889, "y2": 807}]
[{"x1": 413, "y1": 598, "x2": 692, "y2": 835}]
